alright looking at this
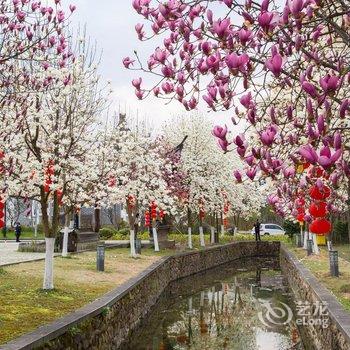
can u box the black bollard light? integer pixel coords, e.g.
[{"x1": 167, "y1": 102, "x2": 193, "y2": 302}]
[
  {"x1": 97, "y1": 243, "x2": 105, "y2": 272},
  {"x1": 307, "y1": 239, "x2": 313, "y2": 256},
  {"x1": 329, "y1": 250, "x2": 339, "y2": 277},
  {"x1": 135, "y1": 238, "x2": 141, "y2": 255}
]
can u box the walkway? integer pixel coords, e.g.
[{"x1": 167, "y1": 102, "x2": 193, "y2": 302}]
[
  {"x1": 0, "y1": 242, "x2": 47, "y2": 267},
  {"x1": 0, "y1": 240, "x2": 152, "y2": 267}
]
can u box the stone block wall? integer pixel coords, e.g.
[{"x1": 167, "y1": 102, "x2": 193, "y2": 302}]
[{"x1": 280, "y1": 245, "x2": 350, "y2": 350}]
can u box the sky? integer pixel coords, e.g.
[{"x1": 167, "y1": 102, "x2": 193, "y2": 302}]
[{"x1": 69, "y1": 0, "x2": 234, "y2": 130}]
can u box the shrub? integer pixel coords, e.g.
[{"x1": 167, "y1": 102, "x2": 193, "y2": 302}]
[
  {"x1": 117, "y1": 227, "x2": 130, "y2": 236},
  {"x1": 333, "y1": 220, "x2": 349, "y2": 244},
  {"x1": 283, "y1": 220, "x2": 300, "y2": 238},
  {"x1": 99, "y1": 227, "x2": 115, "y2": 240}
]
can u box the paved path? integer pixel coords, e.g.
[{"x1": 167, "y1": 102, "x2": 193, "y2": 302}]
[
  {"x1": 0, "y1": 242, "x2": 47, "y2": 267},
  {"x1": 0, "y1": 240, "x2": 153, "y2": 267}
]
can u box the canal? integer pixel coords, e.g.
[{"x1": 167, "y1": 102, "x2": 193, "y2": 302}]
[{"x1": 124, "y1": 257, "x2": 306, "y2": 349}]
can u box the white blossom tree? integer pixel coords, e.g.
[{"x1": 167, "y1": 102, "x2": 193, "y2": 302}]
[
  {"x1": 164, "y1": 114, "x2": 265, "y2": 247},
  {"x1": 1, "y1": 34, "x2": 108, "y2": 289},
  {"x1": 104, "y1": 122, "x2": 176, "y2": 257}
]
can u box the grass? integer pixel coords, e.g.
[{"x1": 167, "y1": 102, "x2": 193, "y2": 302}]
[
  {"x1": 1, "y1": 229, "x2": 44, "y2": 240},
  {"x1": 0, "y1": 248, "x2": 161, "y2": 345},
  {"x1": 287, "y1": 244, "x2": 350, "y2": 312},
  {"x1": 111, "y1": 232, "x2": 291, "y2": 247}
]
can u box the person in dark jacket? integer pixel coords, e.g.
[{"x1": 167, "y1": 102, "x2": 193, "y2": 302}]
[
  {"x1": 254, "y1": 220, "x2": 261, "y2": 242},
  {"x1": 15, "y1": 222, "x2": 22, "y2": 242}
]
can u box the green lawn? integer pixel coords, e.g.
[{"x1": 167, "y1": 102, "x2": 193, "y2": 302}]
[
  {"x1": 1, "y1": 229, "x2": 44, "y2": 240},
  {"x1": 0, "y1": 248, "x2": 163, "y2": 345},
  {"x1": 288, "y1": 244, "x2": 350, "y2": 312}
]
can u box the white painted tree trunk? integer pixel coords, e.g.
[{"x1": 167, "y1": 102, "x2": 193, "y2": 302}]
[
  {"x1": 200, "y1": 291, "x2": 205, "y2": 307},
  {"x1": 303, "y1": 230, "x2": 308, "y2": 249},
  {"x1": 62, "y1": 227, "x2": 69, "y2": 257},
  {"x1": 312, "y1": 234, "x2": 320, "y2": 255},
  {"x1": 152, "y1": 227, "x2": 160, "y2": 252},
  {"x1": 188, "y1": 296, "x2": 193, "y2": 314},
  {"x1": 210, "y1": 226, "x2": 215, "y2": 244},
  {"x1": 69, "y1": 220, "x2": 74, "y2": 229},
  {"x1": 188, "y1": 227, "x2": 193, "y2": 249},
  {"x1": 199, "y1": 226, "x2": 205, "y2": 247},
  {"x1": 43, "y1": 237, "x2": 55, "y2": 290},
  {"x1": 327, "y1": 239, "x2": 333, "y2": 251},
  {"x1": 221, "y1": 224, "x2": 225, "y2": 236},
  {"x1": 130, "y1": 229, "x2": 136, "y2": 258}
]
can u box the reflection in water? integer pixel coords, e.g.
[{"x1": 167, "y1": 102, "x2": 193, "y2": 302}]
[{"x1": 124, "y1": 258, "x2": 304, "y2": 350}]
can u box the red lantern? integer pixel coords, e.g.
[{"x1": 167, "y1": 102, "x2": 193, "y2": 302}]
[
  {"x1": 308, "y1": 166, "x2": 324, "y2": 178},
  {"x1": 151, "y1": 202, "x2": 157, "y2": 220},
  {"x1": 199, "y1": 209, "x2": 205, "y2": 219},
  {"x1": 145, "y1": 210, "x2": 150, "y2": 227},
  {"x1": 309, "y1": 201, "x2": 327, "y2": 218},
  {"x1": 0, "y1": 197, "x2": 4, "y2": 228},
  {"x1": 309, "y1": 185, "x2": 331, "y2": 200},
  {"x1": 310, "y1": 218, "x2": 331, "y2": 235},
  {"x1": 296, "y1": 213, "x2": 305, "y2": 222}
]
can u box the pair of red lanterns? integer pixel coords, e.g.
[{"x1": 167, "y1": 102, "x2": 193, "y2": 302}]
[
  {"x1": 309, "y1": 185, "x2": 331, "y2": 235},
  {"x1": 145, "y1": 203, "x2": 164, "y2": 227}
]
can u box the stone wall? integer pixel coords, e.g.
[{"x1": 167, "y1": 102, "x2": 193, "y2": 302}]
[
  {"x1": 0, "y1": 241, "x2": 279, "y2": 350},
  {"x1": 280, "y1": 245, "x2": 350, "y2": 350}
]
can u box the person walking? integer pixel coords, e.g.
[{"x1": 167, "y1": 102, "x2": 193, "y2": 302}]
[
  {"x1": 254, "y1": 219, "x2": 261, "y2": 242},
  {"x1": 15, "y1": 222, "x2": 22, "y2": 242}
]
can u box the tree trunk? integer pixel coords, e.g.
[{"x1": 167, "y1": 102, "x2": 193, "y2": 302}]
[
  {"x1": 94, "y1": 207, "x2": 101, "y2": 233},
  {"x1": 347, "y1": 179, "x2": 350, "y2": 244},
  {"x1": 187, "y1": 208, "x2": 192, "y2": 249},
  {"x1": 199, "y1": 225, "x2": 205, "y2": 247},
  {"x1": 210, "y1": 226, "x2": 215, "y2": 244},
  {"x1": 152, "y1": 226, "x2": 160, "y2": 252},
  {"x1": 215, "y1": 213, "x2": 219, "y2": 243},
  {"x1": 220, "y1": 212, "x2": 224, "y2": 236},
  {"x1": 129, "y1": 229, "x2": 137, "y2": 257},
  {"x1": 199, "y1": 215, "x2": 205, "y2": 247},
  {"x1": 43, "y1": 237, "x2": 55, "y2": 290},
  {"x1": 188, "y1": 227, "x2": 193, "y2": 249}
]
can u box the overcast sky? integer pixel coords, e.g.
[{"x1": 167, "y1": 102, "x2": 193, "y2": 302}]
[{"x1": 69, "y1": 0, "x2": 235, "y2": 129}]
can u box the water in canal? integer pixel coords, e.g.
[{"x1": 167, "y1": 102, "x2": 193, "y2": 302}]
[{"x1": 124, "y1": 258, "x2": 306, "y2": 350}]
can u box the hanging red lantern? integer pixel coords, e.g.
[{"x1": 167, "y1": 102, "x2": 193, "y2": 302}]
[
  {"x1": 199, "y1": 208, "x2": 205, "y2": 219},
  {"x1": 308, "y1": 166, "x2": 324, "y2": 178},
  {"x1": 144, "y1": 210, "x2": 150, "y2": 227},
  {"x1": 295, "y1": 197, "x2": 305, "y2": 207},
  {"x1": 151, "y1": 202, "x2": 157, "y2": 220},
  {"x1": 309, "y1": 201, "x2": 327, "y2": 218},
  {"x1": 0, "y1": 197, "x2": 4, "y2": 228},
  {"x1": 56, "y1": 190, "x2": 63, "y2": 206},
  {"x1": 296, "y1": 213, "x2": 305, "y2": 222},
  {"x1": 309, "y1": 185, "x2": 331, "y2": 200},
  {"x1": 310, "y1": 218, "x2": 331, "y2": 235},
  {"x1": 159, "y1": 210, "x2": 165, "y2": 220}
]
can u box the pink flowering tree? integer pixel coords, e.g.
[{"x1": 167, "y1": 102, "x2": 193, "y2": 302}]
[{"x1": 125, "y1": 0, "x2": 350, "y2": 232}]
